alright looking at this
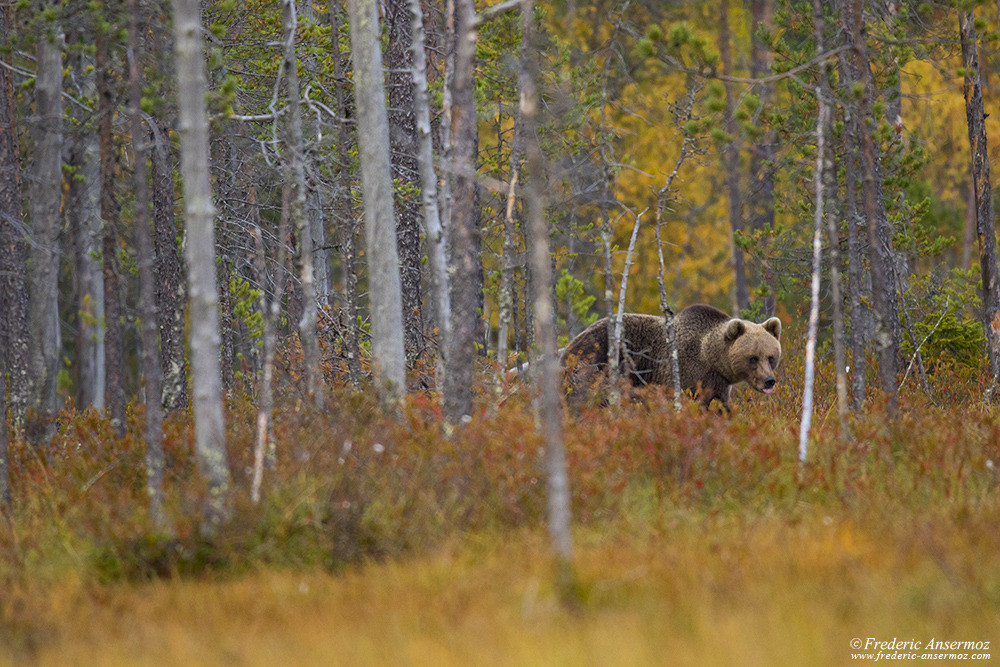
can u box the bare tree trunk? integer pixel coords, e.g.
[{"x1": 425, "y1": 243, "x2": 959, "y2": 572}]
[
  {"x1": 151, "y1": 121, "x2": 188, "y2": 412},
  {"x1": 816, "y1": 2, "x2": 848, "y2": 429},
  {"x1": 97, "y1": 16, "x2": 127, "y2": 437},
  {"x1": 27, "y1": 3, "x2": 64, "y2": 444},
  {"x1": 173, "y1": 0, "x2": 232, "y2": 525},
  {"x1": 408, "y1": 0, "x2": 449, "y2": 374},
  {"x1": 654, "y1": 201, "x2": 682, "y2": 412},
  {"x1": 251, "y1": 179, "x2": 289, "y2": 502},
  {"x1": 496, "y1": 105, "x2": 522, "y2": 370},
  {"x1": 443, "y1": 0, "x2": 479, "y2": 422},
  {"x1": 837, "y1": 44, "x2": 867, "y2": 409},
  {"x1": 0, "y1": 1, "x2": 31, "y2": 429},
  {"x1": 521, "y1": 0, "x2": 574, "y2": 598},
  {"x1": 960, "y1": 10, "x2": 1000, "y2": 402},
  {"x1": 66, "y1": 20, "x2": 105, "y2": 412},
  {"x1": 0, "y1": 371, "x2": 9, "y2": 511},
  {"x1": 801, "y1": 0, "x2": 831, "y2": 462},
  {"x1": 843, "y1": 0, "x2": 898, "y2": 409},
  {"x1": 719, "y1": 0, "x2": 748, "y2": 314},
  {"x1": 387, "y1": 0, "x2": 425, "y2": 366},
  {"x1": 282, "y1": 0, "x2": 323, "y2": 407},
  {"x1": 329, "y1": 0, "x2": 361, "y2": 387},
  {"x1": 347, "y1": 0, "x2": 406, "y2": 404},
  {"x1": 128, "y1": 0, "x2": 166, "y2": 528},
  {"x1": 749, "y1": 0, "x2": 776, "y2": 316}
]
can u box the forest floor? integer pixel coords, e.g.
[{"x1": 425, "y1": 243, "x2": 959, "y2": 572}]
[
  {"x1": 2, "y1": 370, "x2": 1000, "y2": 665},
  {"x1": 5, "y1": 493, "x2": 999, "y2": 665}
]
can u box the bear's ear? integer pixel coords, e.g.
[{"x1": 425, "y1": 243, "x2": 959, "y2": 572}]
[
  {"x1": 763, "y1": 317, "x2": 782, "y2": 341},
  {"x1": 724, "y1": 319, "x2": 746, "y2": 342}
]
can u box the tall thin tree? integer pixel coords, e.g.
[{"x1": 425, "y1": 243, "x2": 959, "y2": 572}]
[
  {"x1": 443, "y1": 0, "x2": 480, "y2": 422},
  {"x1": 0, "y1": 0, "x2": 31, "y2": 429},
  {"x1": 282, "y1": 0, "x2": 323, "y2": 407},
  {"x1": 97, "y1": 4, "x2": 127, "y2": 437},
  {"x1": 959, "y1": 9, "x2": 1000, "y2": 402},
  {"x1": 347, "y1": 0, "x2": 406, "y2": 403},
  {"x1": 521, "y1": 0, "x2": 574, "y2": 597},
  {"x1": 27, "y1": 1, "x2": 64, "y2": 443},
  {"x1": 128, "y1": 0, "x2": 166, "y2": 527},
  {"x1": 173, "y1": 0, "x2": 232, "y2": 523}
]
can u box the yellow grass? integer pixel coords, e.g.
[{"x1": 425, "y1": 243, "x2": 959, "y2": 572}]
[{"x1": 8, "y1": 509, "x2": 997, "y2": 667}]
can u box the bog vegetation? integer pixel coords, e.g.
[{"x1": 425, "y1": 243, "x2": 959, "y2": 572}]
[{"x1": 3, "y1": 0, "x2": 1000, "y2": 661}]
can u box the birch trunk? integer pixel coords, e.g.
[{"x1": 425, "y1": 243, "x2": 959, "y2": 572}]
[
  {"x1": 328, "y1": 0, "x2": 362, "y2": 387},
  {"x1": 408, "y1": 0, "x2": 450, "y2": 369},
  {"x1": 283, "y1": 0, "x2": 323, "y2": 407},
  {"x1": 173, "y1": 0, "x2": 232, "y2": 524},
  {"x1": 521, "y1": 0, "x2": 574, "y2": 594},
  {"x1": 27, "y1": 4, "x2": 64, "y2": 444},
  {"x1": 347, "y1": 0, "x2": 406, "y2": 403},
  {"x1": 443, "y1": 0, "x2": 479, "y2": 422},
  {"x1": 129, "y1": 0, "x2": 167, "y2": 528},
  {"x1": 97, "y1": 19, "x2": 126, "y2": 437}
]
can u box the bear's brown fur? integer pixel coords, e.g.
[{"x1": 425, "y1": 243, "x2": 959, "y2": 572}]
[{"x1": 561, "y1": 304, "x2": 782, "y2": 411}]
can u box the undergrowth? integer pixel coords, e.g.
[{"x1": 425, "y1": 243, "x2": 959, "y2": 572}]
[{"x1": 1, "y1": 345, "x2": 999, "y2": 658}]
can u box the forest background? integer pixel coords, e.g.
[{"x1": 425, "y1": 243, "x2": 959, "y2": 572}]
[{"x1": 1, "y1": 0, "x2": 999, "y2": 663}]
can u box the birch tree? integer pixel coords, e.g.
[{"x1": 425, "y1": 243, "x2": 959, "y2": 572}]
[
  {"x1": 328, "y1": 0, "x2": 361, "y2": 387},
  {"x1": 800, "y1": 0, "x2": 831, "y2": 463},
  {"x1": 521, "y1": 0, "x2": 574, "y2": 598},
  {"x1": 97, "y1": 8, "x2": 126, "y2": 436},
  {"x1": 959, "y1": 9, "x2": 1000, "y2": 402},
  {"x1": 128, "y1": 0, "x2": 166, "y2": 527},
  {"x1": 27, "y1": 2, "x2": 64, "y2": 443},
  {"x1": 282, "y1": 0, "x2": 323, "y2": 407},
  {"x1": 66, "y1": 14, "x2": 105, "y2": 412},
  {"x1": 408, "y1": 0, "x2": 449, "y2": 370},
  {"x1": 173, "y1": 0, "x2": 231, "y2": 523},
  {"x1": 443, "y1": 0, "x2": 479, "y2": 423},
  {"x1": 347, "y1": 0, "x2": 406, "y2": 403}
]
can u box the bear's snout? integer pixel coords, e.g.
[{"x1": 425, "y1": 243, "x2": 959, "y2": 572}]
[{"x1": 763, "y1": 377, "x2": 776, "y2": 393}]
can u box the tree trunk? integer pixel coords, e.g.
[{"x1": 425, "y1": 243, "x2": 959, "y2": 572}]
[
  {"x1": 749, "y1": 0, "x2": 776, "y2": 316},
  {"x1": 328, "y1": 0, "x2": 361, "y2": 387},
  {"x1": 521, "y1": 0, "x2": 574, "y2": 596},
  {"x1": 66, "y1": 20, "x2": 105, "y2": 412},
  {"x1": 443, "y1": 0, "x2": 479, "y2": 422},
  {"x1": 719, "y1": 0, "x2": 749, "y2": 314},
  {"x1": 128, "y1": 0, "x2": 166, "y2": 528},
  {"x1": 496, "y1": 104, "x2": 523, "y2": 371},
  {"x1": 347, "y1": 0, "x2": 406, "y2": 404},
  {"x1": 800, "y1": 0, "x2": 831, "y2": 462},
  {"x1": 386, "y1": 0, "x2": 425, "y2": 366},
  {"x1": 960, "y1": 10, "x2": 1000, "y2": 401},
  {"x1": 0, "y1": 1, "x2": 31, "y2": 429},
  {"x1": 407, "y1": 0, "x2": 449, "y2": 375},
  {"x1": 27, "y1": 3, "x2": 64, "y2": 444},
  {"x1": 283, "y1": 0, "x2": 323, "y2": 407},
  {"x1": 843, "y1": 0, "x2": 898, "y2": 408},
  {"x1": 97, "y1": 16, "x2": 127, "y2": 437},
  {"x1": 151, "y1": 120, "x2": 188, "y2": 412},
  {"x1": 816, "y1": 1, "x2": 848, "y2": 428},
  {"x1": 173, "y1": 0, "x2": 232, "y2": 525}
]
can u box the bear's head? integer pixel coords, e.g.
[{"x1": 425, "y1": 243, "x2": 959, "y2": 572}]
[{"x1": 724, "y1": 317, "x2": 782, "y2": 395}]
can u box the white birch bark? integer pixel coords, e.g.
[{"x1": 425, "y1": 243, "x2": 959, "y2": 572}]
[
  {"x1": 347, "y1": 0, "x2": 406, "y2": 402},
  {"x1": 173, "y1": 0, "x2": 232, "y2": 523}
]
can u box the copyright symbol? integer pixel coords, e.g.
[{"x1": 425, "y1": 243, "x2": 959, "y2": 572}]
[{"x1": 851, "y1": 638, "x2": 862, "y2": 649}]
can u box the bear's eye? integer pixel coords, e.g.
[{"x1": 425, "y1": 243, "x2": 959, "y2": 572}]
[
  {"x1": 768, "y1": 356, "x2": 775, "y2": 367},
  {"x1": 749, "y1": 356, "x2": 759, "y2": 366}
]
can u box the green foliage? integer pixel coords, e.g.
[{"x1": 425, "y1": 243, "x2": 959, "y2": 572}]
[{"x1": 902, "y1": 268, "x2": 986, "y2": 369}]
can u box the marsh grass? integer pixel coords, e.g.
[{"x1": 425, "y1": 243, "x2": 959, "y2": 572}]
[{"x1": 1, "y1": 351, "x2": 999, "y2": 664}]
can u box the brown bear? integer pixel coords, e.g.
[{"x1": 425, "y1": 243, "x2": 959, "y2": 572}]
[{"x1": 561, "y1": 304, "x2": 782, "y2": 411}]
